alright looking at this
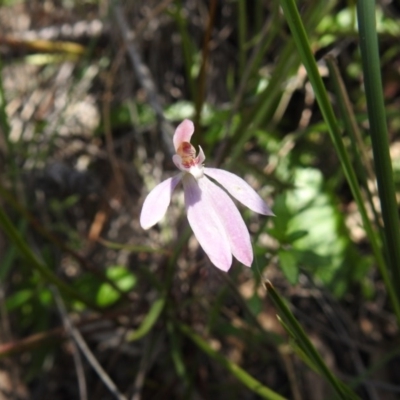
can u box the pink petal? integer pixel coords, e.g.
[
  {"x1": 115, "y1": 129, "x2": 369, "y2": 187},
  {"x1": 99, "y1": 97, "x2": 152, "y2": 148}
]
[
  {"x1": 195, "y1": 146, "x2": 206, "y2": 164},
  {"x1": 204, "y1": 168, "x2": 274, "y2": 216},
  {"x1": 199, "y1": 177, "x2": 253, "y2": 267},
  {"x1": 140, "y1": 175, "x2": 182, "y2": 229},
  {"x1": 173, "y1": 119, "x2": 195, "y2": 152},
  {"x1": 182, "y1": 174, "x2": 232, "y2": 271},
  {"x1": 172, "y1": 154, "x2": 204, "y2": 179},
  {"x1": 172, "y1": 154, "x2": 183, "y2": 170}
]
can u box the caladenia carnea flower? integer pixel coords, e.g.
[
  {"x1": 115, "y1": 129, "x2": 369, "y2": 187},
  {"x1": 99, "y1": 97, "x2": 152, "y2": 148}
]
[{"x1": 140, "y1": 119, "x2": 274, "y2": 271}]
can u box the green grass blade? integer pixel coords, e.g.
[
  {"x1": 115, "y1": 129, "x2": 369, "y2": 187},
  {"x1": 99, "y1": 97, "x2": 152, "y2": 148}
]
[
  {"x1": 224, "y1": 1, "x2": 334, "y2": 166},
  {"x1": 170, "y1": 1, "x2": 197, "y2": 101},
  {"x1": 225, "y1": 39, "x2": 300, "y2": 165},
  {"x1": 357, "y1": 0, "x2": 400, "y2": 294},
  {"x1": 167, "y1": 320, "x2": 191, "y2": 392},
  {"x1": 127, "y1": 297, "x2": 166, "y2": 341},
  {"x1": 325, "y1": 56, "x2": 381, "y2": 228},
  {"x1": 0, "y1": 58, "x2": 11, "y2": 142},
  {"x1": 264, "y1": 281, "x2": 360, "y2": 400},
  {"x1": 0, "y1": 219, "x2": 25, "y2": 282},
  {"x1": 278, "y1": 0, "x2": 400, "y2": 325},
  {"x1": 237, "y1": 0, "x2": 247, "y2": 77},
  {"x1": 0, "y1": 58, "x2": 19, "y2": 190},
  {"x1": 178, "y1": 323, "x2": 287, "y2": 400},
  {"x1": 0, "y1": 205, "x2": 98, "y2": 310}
]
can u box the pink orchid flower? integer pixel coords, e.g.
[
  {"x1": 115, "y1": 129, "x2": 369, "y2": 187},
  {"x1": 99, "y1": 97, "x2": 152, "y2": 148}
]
[{"x1": 140, "y1": 119, "x2": 273, "y2": 271}]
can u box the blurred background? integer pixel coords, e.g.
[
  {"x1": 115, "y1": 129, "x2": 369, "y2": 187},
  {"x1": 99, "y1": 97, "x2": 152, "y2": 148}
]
[{"x1": 0, "y1": 0, "x2": 400, "y2": 399}]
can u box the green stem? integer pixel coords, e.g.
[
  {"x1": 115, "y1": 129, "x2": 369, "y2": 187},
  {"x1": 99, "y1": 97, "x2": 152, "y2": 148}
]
[
  {"x1": 0, "y1": 57, "x2": 18, "y2": 191},
  {"x1": 178, "y1": 323, "x2": 287, "y2": 400},
  {"x1": 357, "y1": 0, "x2": 400, "y2": 295},
  {"x1": 0, "y1": 205, "x2": 99, "y2": 310},
  {"x1": 265, "y1": 281, "x2": 360, "y2": 400},
  {"x1": 237, "y1": 0, "x2": 247, "y2": 77},
  {"x1": 325, "y1": 56, "x2": 381, "y2": 229},
  {"x1": 171, "y1": 1, "x2": 196, "y2": 101},
  {"x1": 194, "y1": 0, "x2": 217, "y2": 132},
  {"x1": 278, "y1": 0, "x2": 400, "y2": 325}
]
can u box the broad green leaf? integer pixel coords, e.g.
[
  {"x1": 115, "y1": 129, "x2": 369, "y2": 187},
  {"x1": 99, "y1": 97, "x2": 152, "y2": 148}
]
[
  {"x1": 6, "y1": 289, "x2": 33, "y2": 310},
  {"x1": 278, "y1": 249, "x2": 299, "y2": 284},
  {"x1": 285, "y1": 230, "x2": 308, "y2": 244},
  {"x1": 96, "y1": 266, "x2": 137, "y2": 307}
]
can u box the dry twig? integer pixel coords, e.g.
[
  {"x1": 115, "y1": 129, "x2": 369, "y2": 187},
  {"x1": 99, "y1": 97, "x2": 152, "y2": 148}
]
[{"x1": 52, "y1": 286, "x2": 128, "y2": 400}]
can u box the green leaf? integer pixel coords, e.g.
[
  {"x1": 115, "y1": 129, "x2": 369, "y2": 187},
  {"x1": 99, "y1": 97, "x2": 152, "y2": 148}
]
[
  {"x1": 6, "y1": 289, "x2": 33, "y2": 311},
  {"x1": 278, "y1": 169, "x2": 348, "y2": 288},
  {"x1": 278, "y1": 0, "x2": 400, "y2": 323},
  {"x1": 0, "y1": 205, "x2": 98, "y2": 310},
  {"x1": 127, "y1": 297, "x2": 166, "y2": 342},
  {"x1": 178, "y1": 323, "x2": 287, "y2": 400},
  {"x1": 265, "y1": 281, "x2": 360, "y2": 400},
  {"x1": 285, "y1": 230, "x2": 308, "y2": 244},
  {"x1": 246, "y1": 293, "x2": 263, "y2": 316},
  {"x1": 278, "y1": 249, "x2": 299, "y2": 284},
  {"x1": 96, "y1": 266, "x2": 137, "y2": 307},
  {"x1": 357, "y1": 0, "x2": 400, "y2": 301}
]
